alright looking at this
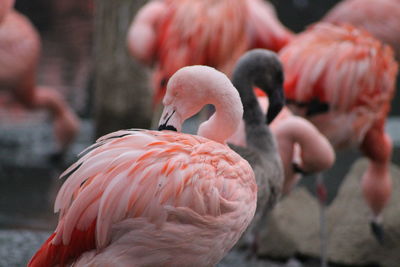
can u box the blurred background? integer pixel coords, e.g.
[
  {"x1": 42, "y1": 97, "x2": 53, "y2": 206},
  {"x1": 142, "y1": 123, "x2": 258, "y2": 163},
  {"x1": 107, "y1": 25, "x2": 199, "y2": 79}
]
[{"x1": 0, "y1": 0, "x2": 399, "y2": 266}]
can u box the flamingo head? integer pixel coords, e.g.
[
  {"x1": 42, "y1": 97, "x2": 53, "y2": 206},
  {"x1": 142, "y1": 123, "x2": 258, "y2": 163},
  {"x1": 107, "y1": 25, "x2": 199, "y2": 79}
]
[
  {"x1": 158, "y1": 65, "x2": 218, "y2": 132},
  {"x1": 158, "y1": 65, "x2": 243, "y2": 143},
  {"x1": 233, "y1": 49, "x2": 285, "y2": 124}
]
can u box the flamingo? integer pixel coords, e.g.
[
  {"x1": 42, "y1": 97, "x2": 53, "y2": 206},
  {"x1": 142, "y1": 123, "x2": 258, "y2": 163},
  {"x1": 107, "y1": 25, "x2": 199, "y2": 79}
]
[
  {"x1": 127, "y1": 0, "x2": 293, "y2": 106},
  {"x1": 322, "y1": 0, "x2": 400, "y2": 60},
  {"x1": 0, "y1": 0, "x2": 79, "y2": 153},
  {"x1": 228, "y1": 51, "x2": 335, "y2": 196},
  {"x1": 28, "y1": 65, "x2": 257, "y2": 266},
  {"x1": 279, "y1": 23, "x2": 398, "y2": 242},
  {"x1": 225, "y1": 49, "x2": 285, "y2": 252}
]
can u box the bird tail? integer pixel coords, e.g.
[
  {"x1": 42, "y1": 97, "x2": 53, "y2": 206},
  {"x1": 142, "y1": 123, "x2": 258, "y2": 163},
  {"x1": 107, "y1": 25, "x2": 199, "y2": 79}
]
[
  {"x1": 28, "y1": 220, "x2": 97, "y2": 267},
  {"x1": 28, "y1": 233, "x2": 60, "y2": 267}
]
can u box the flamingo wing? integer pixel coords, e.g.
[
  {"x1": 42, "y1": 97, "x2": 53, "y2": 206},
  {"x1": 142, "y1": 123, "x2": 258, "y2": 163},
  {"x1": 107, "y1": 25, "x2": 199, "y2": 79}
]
[
  {"x1": 280, "y1": 23, "x2": 397, "y2": 113},
  {"x1": 29, "y1": 129, "x2": 256, "y2": 266},
  {"x1": 279, "y1": 23, "x2": 398, "y2": 147},
  {"x1": 323, "y1": 0, "x2": 400, "y2": 59},
  {"x1": 151, "y1": 0, "x2": 250, "y2": 103}
]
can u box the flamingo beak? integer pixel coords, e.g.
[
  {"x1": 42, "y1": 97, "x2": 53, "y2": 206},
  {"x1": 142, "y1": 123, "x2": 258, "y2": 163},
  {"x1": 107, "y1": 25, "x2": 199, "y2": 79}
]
[
  {"x1": 266, "y1": 86, "x2": 285, "y2": 124},
  {"x1": 158, "y1": 106, "x2": 182, "y2": 132}
]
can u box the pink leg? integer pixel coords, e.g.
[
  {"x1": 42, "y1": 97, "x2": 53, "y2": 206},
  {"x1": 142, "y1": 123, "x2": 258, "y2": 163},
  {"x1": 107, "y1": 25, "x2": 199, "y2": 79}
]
[
  {"x1": 360, "y1": 120, "x2": 392, "y2": 241},
  {"x1": 33, "y1": 86, "x2": 80, "y2": 151},
  {"x1": 14, "y1": 78, "x2": 79, "y2": 151}
]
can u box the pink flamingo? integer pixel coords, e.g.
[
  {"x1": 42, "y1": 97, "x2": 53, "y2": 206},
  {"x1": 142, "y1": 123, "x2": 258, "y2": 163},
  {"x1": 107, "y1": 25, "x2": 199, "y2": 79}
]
[
  {"x1": 0, "y1": 0, "x2": 79, "y2": 153},
  {"x1": 28, "y1": 66, "x2": 257, "y2": 266},
  {"x1": 323, "y1": 0, "x2": 400, "y2": 60},
  {"x1": 228, "y1": 51, "x2": 335, "y2": 196},
  {"x1": 127, "y1": 0, "x2": 293, "y2": 106},
  {"x1": 279, "y1": 23, "x2": 398, "y2": 242}
]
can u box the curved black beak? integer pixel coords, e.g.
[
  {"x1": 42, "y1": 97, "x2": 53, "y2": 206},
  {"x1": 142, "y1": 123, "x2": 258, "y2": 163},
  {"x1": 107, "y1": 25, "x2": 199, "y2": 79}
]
[
  {"x1": 158, "y1": 109, "x2": 179, "y2": 132},
  {"x1": 266, "y1": 86, "x2": 285, "y2": 124},
  {"x1": 158, "y1": 124, "x2": 177, "y2": 131}
]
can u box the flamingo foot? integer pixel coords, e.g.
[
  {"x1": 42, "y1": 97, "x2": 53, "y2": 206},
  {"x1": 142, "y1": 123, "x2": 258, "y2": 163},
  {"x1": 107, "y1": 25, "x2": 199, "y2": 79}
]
[{"x1": 370, "y1": 219, "x2": 385, "y2": 245}]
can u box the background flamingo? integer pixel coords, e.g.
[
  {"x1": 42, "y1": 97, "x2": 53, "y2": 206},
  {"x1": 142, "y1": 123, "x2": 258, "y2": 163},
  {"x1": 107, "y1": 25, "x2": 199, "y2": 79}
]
[
  {"x1": 0, "y1": 0, "x2": 79, "y2": 154},
  {"x1": 226, "y1": 49, "x2": 285, "y2": 253},
  {"x1": 29, "y1": 65, "x2": 257, "y2": 266},
  {"x1": 322, "y1": 0, "x2": 400, "y2": 61},
  {"x1": 127, "y1": 0, "x2": 294, "y2": 106},
  {"x1": 279, "y1": 23, "x2": 398, "y2": 242}
]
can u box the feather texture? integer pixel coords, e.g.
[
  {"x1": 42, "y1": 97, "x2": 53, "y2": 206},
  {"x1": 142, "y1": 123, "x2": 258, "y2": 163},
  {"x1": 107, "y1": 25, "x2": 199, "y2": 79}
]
[
  {"x1": 29, "y1": 129, "x2": 256, "y2": 266},
  {"x1": 280, "y1": 23, "x2": 398, "y2": 148}
]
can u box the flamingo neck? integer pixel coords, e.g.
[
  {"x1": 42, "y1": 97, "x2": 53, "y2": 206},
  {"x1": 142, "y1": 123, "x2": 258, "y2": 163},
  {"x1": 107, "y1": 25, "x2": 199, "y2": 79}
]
[
  {"x1": 0, "y1": 0, "x2": 14, "y2": 22},
  {"x1": 234, "y1": 75, "x2": 265, "y2": 126},
  {"x1": 197, "y1": 88, "x2": 243, "y2": 144}
]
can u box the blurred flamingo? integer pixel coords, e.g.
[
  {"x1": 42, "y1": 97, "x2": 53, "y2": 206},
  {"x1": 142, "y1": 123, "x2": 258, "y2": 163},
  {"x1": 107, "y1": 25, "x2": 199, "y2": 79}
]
[
  {"x1": 28, "y1": 65, "x2": 257, "y2": 266},
  {"x1": 0, "y1": 0, "x2": 79, "y2": 153},
  {"x1": 127, "y1": 0, "x2": 293, "y2": 106},
  {"x1": 279, "y1": 23, "x2": 398, "y2": 242},
  {"x1": 323, "y1": 0, "x2": 400, "y2": 60},
  {"x1": 0, "y1": 0, "x2": 14, "y2": 21},
  {"x1": 225, "y1": 49, "x2": 285, "y2": 253}
]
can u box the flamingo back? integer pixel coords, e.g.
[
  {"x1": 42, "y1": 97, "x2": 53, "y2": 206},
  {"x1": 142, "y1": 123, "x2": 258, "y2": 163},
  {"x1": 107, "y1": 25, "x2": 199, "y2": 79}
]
[
  {"x1": 280, "y1": 23, "x2": 398, "y2": 148},
  {"x1": 323, "y1": 0, "x2": 400, "y2": 60},
  {"x1": 153, "y1": 0, "x2": 249, "y2": 101},
  {"x1": 29, "y1": 129, "x2": 256, "y2": 266}
]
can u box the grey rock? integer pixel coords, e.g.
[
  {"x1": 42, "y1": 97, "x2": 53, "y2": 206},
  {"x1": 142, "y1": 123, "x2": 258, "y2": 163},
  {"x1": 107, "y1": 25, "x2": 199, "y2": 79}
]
[
  {"x1": 258, "y1": 188, "x2": 319, "y2": 259},
  {"x1": 316, "y1": 159, "x2": 400, "y2": 267},
  {"x1": 0, "y1": 230, "x2": 50, "y2": 267},
  {"x1": 258, "y1": 159, "x2": 400, "y2": 267},
  {"x1": 219, "y1": 249, "x2": 304, "y2": 267}
]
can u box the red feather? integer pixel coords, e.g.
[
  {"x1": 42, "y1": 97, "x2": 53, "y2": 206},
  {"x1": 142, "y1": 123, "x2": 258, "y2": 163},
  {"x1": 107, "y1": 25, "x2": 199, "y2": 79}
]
[{"x1": 28, "y1": 220, "x2": 97, "y2": 267}]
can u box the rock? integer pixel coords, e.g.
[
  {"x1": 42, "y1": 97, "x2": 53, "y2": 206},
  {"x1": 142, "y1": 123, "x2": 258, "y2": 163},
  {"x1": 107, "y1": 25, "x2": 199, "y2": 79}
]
[
  {"x1": 258, "y1": 187, "x2": 320, "y2": 259},
  {"x1": 0, "y1": 119, "x2": 94, "y2": 230},
  {"x1": 219, "y1": 249, "x2": 304, "y2": 267},
  {"x1": 311, "y1": 159, "x2": 400, "y2": 267},
  {"x1": 257, "y1": 159, "x2": 400, "y2": 267},
  {"x1": 0, "y1": 230, "x2": 50, "y2": 267}
]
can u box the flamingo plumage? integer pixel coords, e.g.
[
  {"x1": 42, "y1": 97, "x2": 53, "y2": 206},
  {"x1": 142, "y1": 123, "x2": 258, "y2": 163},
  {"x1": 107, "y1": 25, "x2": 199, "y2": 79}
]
[
  {"x1": 0, "y1": 0, "x2": 79, "y2": 153},
  {"x1": 28, "y1": 66, "x2": 257, "y2": 266},
  {"x1": 127, "y1": 0, "x2": 293, "y2": 105},
  {"x1": 279, "y1": 23, "x2": 398, "y2": 241},
  {"x1": 323, "y1": 0, "x2": 400, "y2": 60}
]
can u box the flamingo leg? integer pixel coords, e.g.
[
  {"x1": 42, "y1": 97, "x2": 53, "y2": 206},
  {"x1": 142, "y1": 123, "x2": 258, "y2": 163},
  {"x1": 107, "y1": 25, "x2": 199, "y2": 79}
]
[
  {"x1": 360, "y1": 119, "x2": 392, "y2": 243},
  {"x1": 13, "y1": 76, "x2": 79, "y2": 153},
  {"x1": 316, "y1": 173, "x2": 328, "y2": 267},
  {"x1": 12, "y1": 73, "x2": 36, "y2": 109},
  {"x1": 34, "y1": 86, "x2": 79, "y2": 151}
]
